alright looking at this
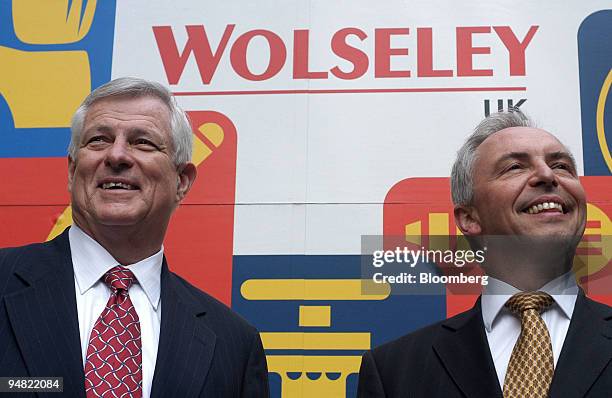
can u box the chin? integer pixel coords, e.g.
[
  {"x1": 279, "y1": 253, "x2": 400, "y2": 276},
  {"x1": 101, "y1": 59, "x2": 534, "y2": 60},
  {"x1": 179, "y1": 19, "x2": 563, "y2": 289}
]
[
  {"x1": 523, "y1": 231, "x2": 582, "y2": 252},
  {"x1": 93, "y1": 209, "x2": 144, "y2": 227}
]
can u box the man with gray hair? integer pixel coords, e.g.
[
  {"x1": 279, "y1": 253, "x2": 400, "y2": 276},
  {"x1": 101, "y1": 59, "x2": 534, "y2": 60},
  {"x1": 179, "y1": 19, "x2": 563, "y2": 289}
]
[
  {"x1": 358, "y1": 110, "x2": 612, "y2": 397},
  {"x1": 0, "y1": 77, "x2": 269, "y2": 397}
]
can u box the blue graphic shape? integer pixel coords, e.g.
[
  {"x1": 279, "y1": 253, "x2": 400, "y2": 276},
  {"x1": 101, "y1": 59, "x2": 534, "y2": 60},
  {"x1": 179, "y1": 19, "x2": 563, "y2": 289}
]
[
  {"x1": 578, "y1": 10, "x2": 612, "y2": 176},
  {"x1": 0, "y1": 0, "x2": 117, "y2": 158},
  {"x1": 232, "y1": 255, "x2": 446, "y2": 397}
]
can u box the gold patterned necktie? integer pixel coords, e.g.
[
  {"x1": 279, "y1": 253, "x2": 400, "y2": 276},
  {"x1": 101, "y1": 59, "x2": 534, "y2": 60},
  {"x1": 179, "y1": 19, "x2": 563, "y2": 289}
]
[{"x1": 503, "y1": 291, "x2": 555, "y2": 398}]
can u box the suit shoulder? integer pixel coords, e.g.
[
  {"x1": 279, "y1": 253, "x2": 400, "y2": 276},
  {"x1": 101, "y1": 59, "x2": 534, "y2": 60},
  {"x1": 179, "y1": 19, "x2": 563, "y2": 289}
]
[
  {"x1": 371, "y1": 320, "x2": 444, "y2": 360},
  {"x1": 584, "y1": 296, "x2": 612, "y2": 316},
  {"x1": 0, "y1": 240, "x2": 57, "y2": 290},
  {"x1": 168, "y1": 271, "x2": 258, "y2": 335},
  {"x1": 0, "y1": 240, "x2": 48, "y2": 262},
  {"x1": 0, "y1": 238, "x2": 62, "y2": 264},
  {"x1": 371, "y1": 308, "x2": 474, "y2": 361}
]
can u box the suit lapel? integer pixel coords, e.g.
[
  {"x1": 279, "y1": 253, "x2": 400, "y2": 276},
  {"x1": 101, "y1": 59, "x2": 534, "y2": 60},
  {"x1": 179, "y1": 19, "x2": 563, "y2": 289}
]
[
  {"x1": 548, "y1": 294, "x2": 612, "y2": 397},
  {"x1": 3, "y1": 230, "x2": 86, "y2": 397},
  {"x1": 150, "y1": 261, "x2": 216, "y2": 398},
  {"x1": 433, "y1": 299, "x2": 503, "y2": 398}
]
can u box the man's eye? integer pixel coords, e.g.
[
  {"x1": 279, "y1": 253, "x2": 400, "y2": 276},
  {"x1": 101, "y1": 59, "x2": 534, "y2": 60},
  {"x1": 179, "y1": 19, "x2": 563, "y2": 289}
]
[
  {"x1": 552, "y1": 163, "x2": 574, "y2": 173},
  {"x1": 506, "y1": 163, "x2": 522, "y2": 171},
  {"x1": 134, "y1": 139, "x2": 158, "y2": 149},
  {"x1": 86, "y1": 136, "x2": 107, "y2": 144}
]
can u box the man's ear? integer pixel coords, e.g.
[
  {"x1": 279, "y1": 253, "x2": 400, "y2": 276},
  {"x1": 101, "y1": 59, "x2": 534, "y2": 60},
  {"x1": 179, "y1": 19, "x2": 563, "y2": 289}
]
[
  {"x1": 67, "y1": 156, "x2": 75, "y2": 193},
  {"x1": 454, "y1": 205, "x2": 482, "y2": 236},
  {"x1": 176, "y1": 163, "x2": 197, "y2": 201}
]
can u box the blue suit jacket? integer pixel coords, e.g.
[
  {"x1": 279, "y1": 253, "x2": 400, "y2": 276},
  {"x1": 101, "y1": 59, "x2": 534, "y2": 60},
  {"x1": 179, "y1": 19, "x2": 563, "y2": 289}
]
[
  {"x1": 358, "y1": 296, "x2": 612, "y2": 397},
  {"x1": 0, "y1": 229, "x2": 269, "y2": 397}
]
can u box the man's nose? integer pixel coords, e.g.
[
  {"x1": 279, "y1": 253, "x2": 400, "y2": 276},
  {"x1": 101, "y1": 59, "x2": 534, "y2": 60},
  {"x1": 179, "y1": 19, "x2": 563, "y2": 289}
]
[
  {"x1": 528, "y1": 161, "x2": 557, "y2": 188},
  {"x1": 104, "y1": 139, "x2": 134, "y2": 170}
]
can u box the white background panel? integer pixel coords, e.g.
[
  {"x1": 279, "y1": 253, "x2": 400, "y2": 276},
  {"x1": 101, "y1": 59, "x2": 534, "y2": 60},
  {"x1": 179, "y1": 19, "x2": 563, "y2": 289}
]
[
  {"x1": 233, "y1": 204, "x2": 306, "y2": 254},
  {"x1": 304, "y1": 203, "x2": 382, "y2": 254}
]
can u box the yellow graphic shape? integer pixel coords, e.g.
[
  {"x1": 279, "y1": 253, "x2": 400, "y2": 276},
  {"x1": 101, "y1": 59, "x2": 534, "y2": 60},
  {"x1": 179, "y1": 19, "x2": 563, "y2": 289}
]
[
  {"x1": 573, "y1": 203, "x2": 612, "y2": 280},
  {"x1": 12, "y1": 0, "x2": 97, "y2": 44},
  {"x1": 192, "y1": 122, "x2": 224, "y2": 165},
  {"x1": 299, "y1": 306, "x2": 331, "y2": 327},
  {"x1": 47, "y1": 122, "x2": 225, "y2": 241},
  {"x1": 428, "y1": 213, "x2": 449, "y2": 235},
  {"x1": 405, "y1": 212, "x2": 451, "y2": 245},
  {"x1": 240, "y1": 279, "x2": 390, "y2": 301},
  {"x1": 48, "y1": 206, "x2": 74, "y2": 241},
  {"x1": 0, "y1": 46, "x2": 90, "y2": 128},
  {"x1": 405, "y1": 213, "x2": 457, "y2": 254},
  {"x1": 267, "y1": 355, "x2": 362, "y2": 398},
  {"x1": 596, "y1": 68, "x2": 612, "y2": 174},
  {"x1": 261, "y1": 332, "x2": 369, "y2": 350},
  {"x1": 428, "y1": 213, "x2": 451, "y2": 251},
  {"x1": 405, "y1": 221, "x2": 421, "y2": 245}
]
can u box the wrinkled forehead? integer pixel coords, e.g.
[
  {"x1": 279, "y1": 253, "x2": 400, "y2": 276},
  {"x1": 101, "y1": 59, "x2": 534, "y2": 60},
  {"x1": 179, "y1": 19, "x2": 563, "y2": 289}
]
[{"x1": 476, "y1": 127, "x2": 573, "y2": 164}]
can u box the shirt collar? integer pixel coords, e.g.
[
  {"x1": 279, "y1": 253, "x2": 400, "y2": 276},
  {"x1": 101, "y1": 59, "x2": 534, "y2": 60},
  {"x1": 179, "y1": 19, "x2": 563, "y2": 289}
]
[
  {"x1": 481, "y1": 271, "x2": 578, "y2": 332},
  {"x1": 69, "y1": 225, "x2": 163, "y2": 309}
]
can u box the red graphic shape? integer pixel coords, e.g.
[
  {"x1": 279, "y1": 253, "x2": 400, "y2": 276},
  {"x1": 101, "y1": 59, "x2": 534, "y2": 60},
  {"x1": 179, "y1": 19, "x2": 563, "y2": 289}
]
[
  {"x1": 165, "y1": 111, "x2": 237, "y2": 305},
  {"x1": 0, "y1": 157, "x2": 70, "y2": 244}
]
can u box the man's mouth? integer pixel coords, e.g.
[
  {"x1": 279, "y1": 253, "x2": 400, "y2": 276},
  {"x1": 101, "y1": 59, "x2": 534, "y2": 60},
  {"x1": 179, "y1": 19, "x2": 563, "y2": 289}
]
[
  {"x1": 522, "y1": 201, "x2": 565, "y2": 215},
  {"x1": 99, "y1": 182, "x2": 138, "y2": 190}
]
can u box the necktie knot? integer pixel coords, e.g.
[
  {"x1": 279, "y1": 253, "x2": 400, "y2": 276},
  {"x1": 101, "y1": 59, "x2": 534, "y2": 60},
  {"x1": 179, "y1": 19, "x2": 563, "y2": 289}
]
[
  {"x1": 505, "y1": 291, "x2": 554, "y2": 315},
  {"x1": 103, "y1": 266, "x2": 136, "y2": 292}
]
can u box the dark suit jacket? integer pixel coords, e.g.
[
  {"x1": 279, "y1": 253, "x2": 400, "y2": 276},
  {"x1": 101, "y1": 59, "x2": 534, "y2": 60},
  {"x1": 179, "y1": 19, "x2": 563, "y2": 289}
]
[
  {"x1": 0, "y1": 229, "x2": 269, "y2": 397},
  {"x1": 358, "y1": 295, "x2": 612, "y2": 398}
]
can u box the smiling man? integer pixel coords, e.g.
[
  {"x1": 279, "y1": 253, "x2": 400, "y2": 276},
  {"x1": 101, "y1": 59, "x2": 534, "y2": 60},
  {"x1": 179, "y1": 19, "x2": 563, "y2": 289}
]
[
  {"x1": 358, "y1": 110, "x2": 612, "y2": 397},
  {"x1": 0, "y1": 78, "x2": 269, "y2": 397}
]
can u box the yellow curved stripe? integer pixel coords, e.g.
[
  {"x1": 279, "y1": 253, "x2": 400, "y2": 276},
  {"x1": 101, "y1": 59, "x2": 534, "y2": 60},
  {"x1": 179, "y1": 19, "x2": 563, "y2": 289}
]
[
  {"x1": 596, "y1": 68, "x2": 612, "y2": 174},
  {"x1": 573, "y1": 203, "x2": 612, "y2": 280},
  {"x1": 192, "y1": 123, "x2": 223, "y2": 165},
  {"x1": 198, "y1": 122, "x2": 225, "y2": 147},
  {"x1": 241, "y1": 279, "x2": 390, "y2": 300}
]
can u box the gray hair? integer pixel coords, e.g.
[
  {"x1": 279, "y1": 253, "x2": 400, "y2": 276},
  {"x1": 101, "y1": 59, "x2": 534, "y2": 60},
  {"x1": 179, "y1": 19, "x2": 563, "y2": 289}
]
[
  {"x1": 450, "y1": 109, "x2": 536, "y2": 206},
  {"x1": 69, "y1": 77, "x2": 193, "y2": 165}
]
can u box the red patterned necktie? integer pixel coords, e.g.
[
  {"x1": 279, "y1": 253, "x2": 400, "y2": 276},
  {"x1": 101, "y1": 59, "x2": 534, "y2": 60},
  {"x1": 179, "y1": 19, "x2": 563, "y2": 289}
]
[{"x1": 84, "y1": 266, "x2": 142, "y2": 398}]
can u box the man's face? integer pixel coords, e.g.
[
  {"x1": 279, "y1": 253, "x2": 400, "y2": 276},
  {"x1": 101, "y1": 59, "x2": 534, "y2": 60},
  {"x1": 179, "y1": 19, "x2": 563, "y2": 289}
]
[
  {"x1": 456, "y1": 127, "x2": 587, "y2": 238},
  {"x1": 68, "y1": 95, "x2": 193, "y2": 234}
]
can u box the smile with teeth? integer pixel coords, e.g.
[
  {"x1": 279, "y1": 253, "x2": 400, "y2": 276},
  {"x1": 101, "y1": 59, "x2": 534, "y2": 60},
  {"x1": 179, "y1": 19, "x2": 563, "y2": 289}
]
[
  {"x1": 101, "y1": 182, "x2": 137, "y2": 190},
  {"x1": 525, "y1": 202, "x2": 564, "y2": 214}
]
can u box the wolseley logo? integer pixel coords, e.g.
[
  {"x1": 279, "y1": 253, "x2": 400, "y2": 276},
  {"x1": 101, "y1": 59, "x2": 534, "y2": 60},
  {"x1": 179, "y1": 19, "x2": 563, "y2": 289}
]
[{"x1": 152, "y1": 24, "x2": 538, "y2": 85}]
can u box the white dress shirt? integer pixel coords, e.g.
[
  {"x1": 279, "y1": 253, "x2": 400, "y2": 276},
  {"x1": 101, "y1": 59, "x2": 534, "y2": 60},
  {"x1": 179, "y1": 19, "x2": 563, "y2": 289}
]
[
  {"x1": 69, "y1": 225, "x2": 162, "y2": 398},
  {"x1": 481, "y1": 272, "x2": 578, "y2": 388}
]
